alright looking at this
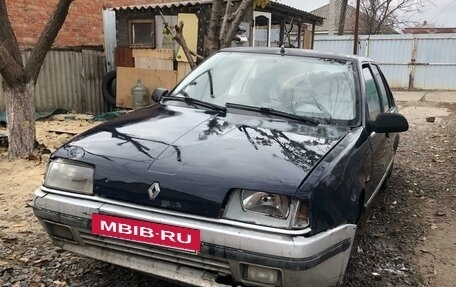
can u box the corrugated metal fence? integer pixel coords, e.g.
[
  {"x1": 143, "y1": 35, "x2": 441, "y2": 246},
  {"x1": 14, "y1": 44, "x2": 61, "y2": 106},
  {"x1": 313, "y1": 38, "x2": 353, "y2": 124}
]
[
  {"x1": 314, "y1": 34, "x2": 456, "y2": 90},
  {"x1": 0, "y1": 49, "x2": 108, "y2": 114}
]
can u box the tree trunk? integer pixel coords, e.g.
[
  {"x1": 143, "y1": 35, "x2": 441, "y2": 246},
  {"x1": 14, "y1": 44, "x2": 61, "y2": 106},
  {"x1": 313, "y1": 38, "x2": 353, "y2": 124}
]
[
  {"x1": 207, "y1": 0, "x2": 223, "y2": 55},
  {"x1": 221, "y1": 0, "x2": 253, "y2": 48},
  {"x1": 0, "y1": 0, "x2": 74, "y2": 159},
  {"x1": 219, "y1": 0, "x2": 233, "y2": 43},
  {"x1": 4, "y1": 81, "x2": 36, "y2": 158}
]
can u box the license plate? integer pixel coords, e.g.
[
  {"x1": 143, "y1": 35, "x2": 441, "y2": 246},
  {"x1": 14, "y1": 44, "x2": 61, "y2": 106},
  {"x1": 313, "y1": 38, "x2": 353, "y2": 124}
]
[{"x1": 92, "y1": 214, "x2": 201, "y2": 253}]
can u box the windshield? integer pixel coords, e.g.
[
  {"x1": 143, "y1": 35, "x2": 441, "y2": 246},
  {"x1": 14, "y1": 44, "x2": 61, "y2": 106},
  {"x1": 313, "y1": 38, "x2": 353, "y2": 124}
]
[{"x1": 169, "y1": 52, "x2": 358, "y2": 125}]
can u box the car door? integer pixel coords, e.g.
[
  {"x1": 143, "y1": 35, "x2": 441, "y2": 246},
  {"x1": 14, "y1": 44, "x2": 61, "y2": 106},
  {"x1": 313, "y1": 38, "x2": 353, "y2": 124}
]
[
  {"x1": 371, "y1": 64, "x2": 400, "y2": 151},
  {"x1": 362, "y1": 63, "x2": 394, "y2": 204}
]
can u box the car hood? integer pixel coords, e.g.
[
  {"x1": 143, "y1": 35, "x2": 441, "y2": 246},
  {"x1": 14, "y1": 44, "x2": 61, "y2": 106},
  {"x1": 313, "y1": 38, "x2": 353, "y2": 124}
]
[{"x1": 54, "y1": 104, "x2": 349, "y2": 217}]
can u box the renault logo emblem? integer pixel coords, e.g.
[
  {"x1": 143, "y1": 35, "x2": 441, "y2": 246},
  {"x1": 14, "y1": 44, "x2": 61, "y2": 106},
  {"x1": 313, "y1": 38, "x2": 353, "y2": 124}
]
[{"x1": 148, "y1": 182, "x2": 161, "y2": 200}]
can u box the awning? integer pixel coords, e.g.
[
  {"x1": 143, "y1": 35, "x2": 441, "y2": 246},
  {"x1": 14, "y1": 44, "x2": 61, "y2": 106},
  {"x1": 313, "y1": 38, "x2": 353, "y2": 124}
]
[{"x1": 111, "y1": 0, "x2": 323, "y2": 25}]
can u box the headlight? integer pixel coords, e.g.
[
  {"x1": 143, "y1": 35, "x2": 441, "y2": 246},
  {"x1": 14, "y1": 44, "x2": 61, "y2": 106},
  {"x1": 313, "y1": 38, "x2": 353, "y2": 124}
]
[
  {"x1": 242, "y1": 190, "x2": 290, "y2": 219},
  {"x1": 43, "y1": 158, "x2": 94, "y2": 195},
  {"x1": 224, "y1": 189, "x2": 309, "y2": 229}
]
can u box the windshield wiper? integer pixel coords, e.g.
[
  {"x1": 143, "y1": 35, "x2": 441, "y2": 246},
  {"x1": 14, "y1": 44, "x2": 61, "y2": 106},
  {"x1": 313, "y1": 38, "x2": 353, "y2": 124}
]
[
  {"x1": 163, "y1": 93, "x2": 227, "y2": 112},
  {"x1": 225, "y1": 102, "x2": 318, "y2": 125}
]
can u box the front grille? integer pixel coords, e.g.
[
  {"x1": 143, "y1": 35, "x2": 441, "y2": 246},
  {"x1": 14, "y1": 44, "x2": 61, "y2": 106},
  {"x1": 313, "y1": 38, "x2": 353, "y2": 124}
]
[{"x1": 79, "y1": 232, "x2": 231, "y2": 274}]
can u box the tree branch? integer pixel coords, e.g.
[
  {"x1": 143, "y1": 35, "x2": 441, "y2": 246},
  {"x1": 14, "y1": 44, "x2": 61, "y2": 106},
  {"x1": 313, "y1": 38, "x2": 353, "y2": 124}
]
[
  {"x1": 228, "y1": 10, "x2": 240, "y2": 22},
  {"x1": 284, "y1": 18, "x2": 295, "y2": 46},
  {"x1": 358, "y1": 0, "x2": 431, "y2": 34},
  {"x1": 174, "y1": 21, "x2": 197, "y2": 70},
  {"x1": 189, "y1": 50, "x2": 205, "y2": 61},
  {"x1": 219, "y1": 0, "x2": 233, "y2": 43},
  {"x1": 159, "y1": 12, "x2": 197, "y2": 70},
  {"x1": 25, "y1": 0, "x2": 74, "y2": 83},
  {"x1": 0, "y1": 0, "x2": 22, "y2": 66},
  {"x1": 222, "y1": 0, "x2": 253, "y2": 48},
  {"x1": 0, "y1": 43, "x2": 26, "y2": 86}
]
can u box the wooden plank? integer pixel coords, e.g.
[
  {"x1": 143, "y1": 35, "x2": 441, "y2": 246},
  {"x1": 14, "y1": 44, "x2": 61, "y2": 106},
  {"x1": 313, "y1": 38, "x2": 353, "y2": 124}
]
[
  {"x1": 176, "y1": 13, "x2": 198, "y2": 63},
  {"x1": 116, "y1": 67, "x2": 177, "y2": 108},
  {"x1": 177, "y1": 62, "x2": 192, "y2": 82},
  {"x1": 132, "y1": 49, "x2": 174, "y2": 60},
  {"x1": 303, "y1": 30, "x2": 313, "y2": 49},
  {"x1": 114, "y1": 47, "x2": 134, "y2": 67},
  {"x1": 134, "y1": 57, "x2": 174, "y2": 70}
]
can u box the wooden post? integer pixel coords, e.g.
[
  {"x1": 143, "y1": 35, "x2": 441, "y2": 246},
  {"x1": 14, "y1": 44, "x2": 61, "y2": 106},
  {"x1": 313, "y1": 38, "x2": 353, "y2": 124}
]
[
  {"x1": 353, "y1": 0, "x2": 360, "y2": 55},
  {"x1": 297, "y1": 21, "x2": 302, "y2": 48},
  {"x1": 311, "y1": 23, "x2": 315, "y2": 49},
  {"x1": 279, "y1": 18, "x2": 285, "y2": 45}
]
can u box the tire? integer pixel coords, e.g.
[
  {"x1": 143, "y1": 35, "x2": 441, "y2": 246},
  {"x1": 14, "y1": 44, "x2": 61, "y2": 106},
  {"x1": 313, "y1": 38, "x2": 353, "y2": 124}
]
[{"x1": 102, "y1": 70, "x2": 117, "y2": 106}]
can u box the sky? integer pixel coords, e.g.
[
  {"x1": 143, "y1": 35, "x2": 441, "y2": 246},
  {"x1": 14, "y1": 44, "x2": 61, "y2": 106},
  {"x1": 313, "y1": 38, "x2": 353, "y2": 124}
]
[{"x1": 281, "y1": 0, "x2": 456, "y2": 27}]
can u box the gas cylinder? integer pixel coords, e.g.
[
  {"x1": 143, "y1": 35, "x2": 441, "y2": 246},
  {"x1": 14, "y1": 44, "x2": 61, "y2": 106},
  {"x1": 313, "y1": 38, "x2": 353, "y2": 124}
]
[{"x1": 131, "y1": 79, "x2": 149, "y2": 109}]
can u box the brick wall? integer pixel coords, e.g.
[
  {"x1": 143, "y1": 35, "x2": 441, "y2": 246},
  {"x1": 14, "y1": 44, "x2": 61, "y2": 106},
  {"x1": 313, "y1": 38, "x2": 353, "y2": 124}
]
[{"x1": 6, "y1": 0, "x2": 175, "y2": 48}]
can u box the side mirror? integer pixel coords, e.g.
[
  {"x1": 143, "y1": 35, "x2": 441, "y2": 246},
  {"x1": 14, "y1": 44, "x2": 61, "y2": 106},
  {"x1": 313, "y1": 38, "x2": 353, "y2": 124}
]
[
  {"x1": 151, "y1": 88, "x2": 168, "y2": 103},
  {"x1": 372, "y1": 113, "x2": 409, "y2": 133}
]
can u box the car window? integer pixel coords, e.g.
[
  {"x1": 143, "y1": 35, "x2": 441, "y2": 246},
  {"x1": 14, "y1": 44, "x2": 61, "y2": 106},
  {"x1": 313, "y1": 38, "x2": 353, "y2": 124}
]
[
  {"x1": 371, "y1": 65, "x2": 390, "y2": 112},
  {"x1": 362, "y1": 65, "x2": 381, "y2": 120},
  {"x1": 373, "y1": 65, "x2": 396, "y2": 109},
  {"x1": 170, "y1": 52, "x2": 358, "y2": 126}
]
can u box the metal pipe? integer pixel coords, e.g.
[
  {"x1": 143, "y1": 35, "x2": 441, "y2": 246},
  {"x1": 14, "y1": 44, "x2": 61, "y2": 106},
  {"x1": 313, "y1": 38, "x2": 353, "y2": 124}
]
[{"x1": 353, "y1": 0, "x2": 360, "y2": 55}]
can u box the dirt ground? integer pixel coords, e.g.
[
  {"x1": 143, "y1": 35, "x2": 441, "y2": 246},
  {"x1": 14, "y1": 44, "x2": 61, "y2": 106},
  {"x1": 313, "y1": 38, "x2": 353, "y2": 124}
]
[
  {"x1": 345, "y1": 100, "x2": 456, "y2": 287},
  {"x1": 0, "y1": 99, "x2": 455, "y2": 287}
]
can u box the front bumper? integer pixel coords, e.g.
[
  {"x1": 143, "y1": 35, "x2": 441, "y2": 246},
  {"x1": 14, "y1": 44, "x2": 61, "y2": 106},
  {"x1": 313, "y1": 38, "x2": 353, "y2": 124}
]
[{"x1": 33, "y1": 187, "x2": 356, "y2": 287}]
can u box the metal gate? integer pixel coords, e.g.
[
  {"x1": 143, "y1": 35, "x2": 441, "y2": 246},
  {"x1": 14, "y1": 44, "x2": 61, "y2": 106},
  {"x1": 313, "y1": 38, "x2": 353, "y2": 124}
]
[{"x1": 314, "y1": 34, "x2": 456, "y2": 90}]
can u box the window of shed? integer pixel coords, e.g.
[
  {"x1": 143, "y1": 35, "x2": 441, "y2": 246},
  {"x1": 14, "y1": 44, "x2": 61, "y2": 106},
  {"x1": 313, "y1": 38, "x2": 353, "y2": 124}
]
[{"x1": 129, "y1": 20, "x2": 155, "y2": 47}]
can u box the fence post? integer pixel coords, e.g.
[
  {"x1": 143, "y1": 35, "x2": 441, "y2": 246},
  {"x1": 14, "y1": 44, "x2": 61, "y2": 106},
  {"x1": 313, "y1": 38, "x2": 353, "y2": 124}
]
[
  {"x1": 408, "y1": 37, "x2": 418, "y2": 91},
  {"x1": 365, "y1": 35, "x2": 370, "y2": 58}
]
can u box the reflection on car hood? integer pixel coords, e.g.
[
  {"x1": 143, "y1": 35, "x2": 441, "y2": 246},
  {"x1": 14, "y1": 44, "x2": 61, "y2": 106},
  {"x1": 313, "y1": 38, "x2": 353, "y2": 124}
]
[{"x1": 55, "y1": 104, "x2": 349, "y2": 217}]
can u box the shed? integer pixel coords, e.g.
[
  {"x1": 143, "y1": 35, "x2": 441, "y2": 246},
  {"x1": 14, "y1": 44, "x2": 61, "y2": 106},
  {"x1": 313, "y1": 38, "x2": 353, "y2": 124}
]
[
  {"x1": 112, "y1": 1, "x2": 322, "y2": 57},
  {"x1": 107, "y1": 1, "x2": 323, "y2": 108}
]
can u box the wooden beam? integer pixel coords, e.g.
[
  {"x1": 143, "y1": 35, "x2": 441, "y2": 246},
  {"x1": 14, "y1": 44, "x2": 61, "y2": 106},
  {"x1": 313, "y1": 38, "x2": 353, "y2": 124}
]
[
  {"x1": 311, "y1": 23, "x2": 315, "y2": 49},
  {"x1": 279, "y1": 18, "x2": 285, "y2": 45},
  {"x1": 297, "y1": 21, "x2": 302, "y2": 48}
]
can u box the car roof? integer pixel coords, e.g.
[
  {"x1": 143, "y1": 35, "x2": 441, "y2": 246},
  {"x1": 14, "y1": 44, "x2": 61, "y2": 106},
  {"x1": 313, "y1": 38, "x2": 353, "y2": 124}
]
[{"x1": 220, "y1": 47, "x2": 372, "y2": 63}]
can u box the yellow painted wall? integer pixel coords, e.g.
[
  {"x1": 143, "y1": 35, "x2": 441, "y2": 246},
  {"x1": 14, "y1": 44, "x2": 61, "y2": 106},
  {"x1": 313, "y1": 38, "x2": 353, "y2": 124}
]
[{"x1": 176, "y1": 13, "x2": 198, "y2": 63}]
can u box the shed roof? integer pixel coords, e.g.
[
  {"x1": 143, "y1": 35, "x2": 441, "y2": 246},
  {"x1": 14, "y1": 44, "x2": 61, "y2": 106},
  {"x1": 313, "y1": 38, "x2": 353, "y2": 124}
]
[
  {"x1": 111, "y1": 0, "x2": 211, "y2": 11},
  {"x1": 112, "y1": 0, "x2": 323, "y2": 24}
]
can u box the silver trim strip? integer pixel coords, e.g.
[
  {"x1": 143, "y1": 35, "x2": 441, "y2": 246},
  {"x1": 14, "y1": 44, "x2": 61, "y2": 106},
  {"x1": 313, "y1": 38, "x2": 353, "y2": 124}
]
[
  {"x1": 365, "y1": 156, "x2": 394, "y2": 207},
  {"x1": 39, "y1": 186, "x2": 312, "y2": 236}
]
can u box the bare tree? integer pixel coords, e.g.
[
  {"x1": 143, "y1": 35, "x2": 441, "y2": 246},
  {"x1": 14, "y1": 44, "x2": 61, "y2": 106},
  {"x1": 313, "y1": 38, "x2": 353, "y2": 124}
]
[
  {"x1": 164, "y1": 0, "x2": 268, "y2": 62},
  {"x1": 0, "y1": 0, "x2": 75, "y2": 159},
  {"x1": 351, "y1": 0, "x2": 431, "y2": 34},
  {"x1": 208, "y1": 0, "x2": 268, "y2": 54}
]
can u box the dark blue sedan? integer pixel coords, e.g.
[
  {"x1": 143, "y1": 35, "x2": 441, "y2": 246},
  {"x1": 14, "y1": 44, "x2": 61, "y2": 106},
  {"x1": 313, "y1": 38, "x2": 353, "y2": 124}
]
[{"x1": 33, "y1": 47, "x2": 408, "y2": 287}]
